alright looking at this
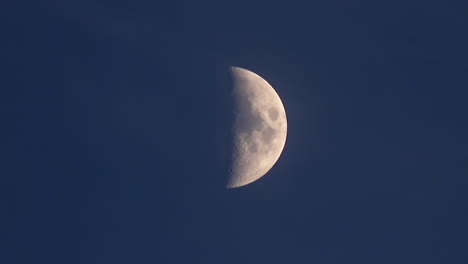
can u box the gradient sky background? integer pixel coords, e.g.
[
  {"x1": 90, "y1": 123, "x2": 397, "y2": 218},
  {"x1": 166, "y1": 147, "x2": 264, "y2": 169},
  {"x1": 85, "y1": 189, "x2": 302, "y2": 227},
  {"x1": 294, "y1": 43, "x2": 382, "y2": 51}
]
[{"x1": 3, "y1": 0, "x2": 468, "y2": 263}]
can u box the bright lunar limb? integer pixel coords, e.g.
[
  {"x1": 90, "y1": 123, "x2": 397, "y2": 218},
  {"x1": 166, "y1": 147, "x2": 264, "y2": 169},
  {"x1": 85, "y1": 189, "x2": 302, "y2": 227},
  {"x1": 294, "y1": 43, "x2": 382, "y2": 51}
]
[{"x1": 227, "y1": 66, "x2": 287, "y2": 188}]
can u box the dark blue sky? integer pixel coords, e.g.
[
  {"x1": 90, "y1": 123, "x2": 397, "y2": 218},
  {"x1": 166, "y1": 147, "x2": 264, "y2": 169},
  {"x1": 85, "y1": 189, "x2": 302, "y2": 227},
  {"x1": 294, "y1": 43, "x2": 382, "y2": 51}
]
[{"x1": 3, "y1": 0, "x2": 468, "y2": 263}]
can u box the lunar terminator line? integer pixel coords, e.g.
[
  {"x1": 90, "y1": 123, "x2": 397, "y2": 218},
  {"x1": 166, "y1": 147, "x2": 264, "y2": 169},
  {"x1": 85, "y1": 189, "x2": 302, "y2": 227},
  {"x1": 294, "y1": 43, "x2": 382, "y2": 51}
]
[{"x1": 227, "y1": 67, "x2": 287, "y2": 188}]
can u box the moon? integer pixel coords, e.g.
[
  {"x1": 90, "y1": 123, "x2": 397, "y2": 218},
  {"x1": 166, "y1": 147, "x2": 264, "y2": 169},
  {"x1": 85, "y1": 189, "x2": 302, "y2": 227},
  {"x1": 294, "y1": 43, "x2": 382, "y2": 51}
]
[{"x1": 227, "y1": 66, "x2": 288, "y2": 188}]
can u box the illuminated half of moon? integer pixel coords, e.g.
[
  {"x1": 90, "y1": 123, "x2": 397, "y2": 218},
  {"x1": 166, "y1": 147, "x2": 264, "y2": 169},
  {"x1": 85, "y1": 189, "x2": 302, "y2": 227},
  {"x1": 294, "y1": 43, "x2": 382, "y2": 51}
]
[{"x1": 227, "y1": 66, "x2": 287, "y2": 188}]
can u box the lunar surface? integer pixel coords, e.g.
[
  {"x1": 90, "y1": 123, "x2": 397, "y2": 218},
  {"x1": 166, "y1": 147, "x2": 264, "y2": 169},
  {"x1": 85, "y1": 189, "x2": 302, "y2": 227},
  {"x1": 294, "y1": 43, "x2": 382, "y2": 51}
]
[{"x1": 227, "y1": 67, "x2": 287, "y2": 188}]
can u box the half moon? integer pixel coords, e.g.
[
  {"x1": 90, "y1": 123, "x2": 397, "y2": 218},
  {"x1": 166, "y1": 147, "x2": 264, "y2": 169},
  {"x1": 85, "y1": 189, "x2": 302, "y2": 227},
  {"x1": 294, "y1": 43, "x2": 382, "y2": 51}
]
[{"x1": 227, "y1": 66, "x2": 288, "y2": 188}]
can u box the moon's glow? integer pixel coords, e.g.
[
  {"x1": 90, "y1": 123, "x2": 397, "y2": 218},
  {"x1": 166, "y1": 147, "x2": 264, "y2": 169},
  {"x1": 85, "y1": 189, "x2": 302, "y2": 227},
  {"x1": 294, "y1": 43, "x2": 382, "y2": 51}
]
[{"x1": 227, "y1": 67, "x2": 287, "y2": 188}]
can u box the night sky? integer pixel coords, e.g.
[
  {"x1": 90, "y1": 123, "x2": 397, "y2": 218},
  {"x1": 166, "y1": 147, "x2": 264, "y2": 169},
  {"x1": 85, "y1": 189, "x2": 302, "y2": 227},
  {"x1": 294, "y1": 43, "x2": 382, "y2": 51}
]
[{"x1": 4, "y1": 0, "x2": 468, "y2": 263}]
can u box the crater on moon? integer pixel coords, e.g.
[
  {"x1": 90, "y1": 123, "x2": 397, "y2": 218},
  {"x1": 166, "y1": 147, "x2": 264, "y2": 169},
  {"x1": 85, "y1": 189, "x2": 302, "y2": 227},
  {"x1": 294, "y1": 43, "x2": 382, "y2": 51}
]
[
  {"x1": 268, "y1": 107, "x2": 279, "y2": 121},
  {"x1": 261, "y1": 125, "x2": 276, "y2": 143}
]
